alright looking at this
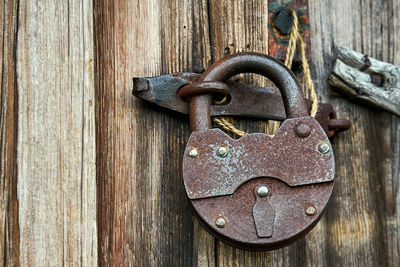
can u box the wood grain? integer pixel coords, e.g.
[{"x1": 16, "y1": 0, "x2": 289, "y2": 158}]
[
  {"x1": 309, "y1": 0, "x2": 399, "y2": 266},
  {"x1": 0, "y1": 1, "x2": 20, "y2": 266},
  {"x1": 328, "y1": 47, "x2": 400, "y2": 116},
  {"x1": 94, "y1": 0, "x2": 213, "y2": 266},
  {"x1": 1, "y1": 1, "x2": 397, "y2": 264},
  {"x1": 93, "y1": 0, "x2": 400, "y2": 266},
  {"x1": 16, "y1": 1, "x2": 97, "y2": 265}
]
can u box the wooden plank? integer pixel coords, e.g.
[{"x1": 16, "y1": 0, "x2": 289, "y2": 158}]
[
  {"x1": 207, "y1": 0, "x2": 275, "y2": 265},
  {"x1": 0, "y1": 1, "x2": 20, "y2": 265},
  {"x1": 16, "y1": 1, "x2": 97, "y2": 265},
  {"x1": 308, "y1": 0, "x2": 400, "y2": 266},
  {"x1": 94, "y1": 1, "x2": 214, "y2": 266}
]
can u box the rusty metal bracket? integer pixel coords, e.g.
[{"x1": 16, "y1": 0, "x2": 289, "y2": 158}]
[
  {"x1": 268, "y1": 0, "x2": 311, "y2": 63},
  {"x1": 132, "y1": 73, "x2": 350, "y2": 137},
  {"x1": 133, "y1": 73, "x2": 285, "y2": 120}
]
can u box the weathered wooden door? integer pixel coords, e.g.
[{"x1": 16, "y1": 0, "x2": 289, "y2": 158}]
[{"x1": 1, "y1": 0, "x2": 399, "y2": 266}]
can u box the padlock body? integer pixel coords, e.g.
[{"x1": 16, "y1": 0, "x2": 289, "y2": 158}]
[{"x1": 183, "y1": 117, "x2": 335, "y2": 250}]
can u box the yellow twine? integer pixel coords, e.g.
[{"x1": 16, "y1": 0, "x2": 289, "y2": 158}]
[
  {"x1": 212, "y1": 117, "x2": 247, "y2": 137},
  {"x1": 212, "y1": 8, "x2": 318, "y2": 137},
  {"x1": 285, "y1": 9, "x2": 318, "y2": 117}
]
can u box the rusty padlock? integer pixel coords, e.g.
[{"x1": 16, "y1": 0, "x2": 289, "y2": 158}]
[{"x1": 180, "y1": 52, "x2": 334, "y2": 250}]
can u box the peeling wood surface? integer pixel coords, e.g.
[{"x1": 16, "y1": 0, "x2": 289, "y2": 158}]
[
  {"x1": 95, "y1": 0, "x2": 400, "y2": 266},
  {"x1": 15, "y1": 1, "x2": 97, "y2": 265},
  {"x1": 329, "y1": 47, "x2": 400, "y2": 116}
]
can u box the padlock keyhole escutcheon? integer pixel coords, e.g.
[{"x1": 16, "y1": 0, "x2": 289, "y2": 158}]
[
  {"x1": 182, "y1": 52, "x2": 335, "y2": 251},
  {"x1": 253, "y1": 185, "x2": 275, "y2": 238}
]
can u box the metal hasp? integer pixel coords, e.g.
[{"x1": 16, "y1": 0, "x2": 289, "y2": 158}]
[
  {"x1": 268, "y1": 0, "x2": 311, "y2": 63},
  {"x1": 132, "y1": 74, "x2": 351, "y2": 138},
  {"x1": 181, "y1": 52, "x2": 335, "y2": 250}
]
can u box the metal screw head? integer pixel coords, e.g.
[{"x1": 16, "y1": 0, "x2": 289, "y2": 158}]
[
  {"x1": 295, "y1": 124, "x2": 311, "y2": 138},
  {"x1": 216, "y1": 146, "x2": 228, "y2": 157},
  {"x1": 305, "y1": 206, "x2": 317, "y2": 216},
  {"x1": 215, "y1": 217, "x2": 226, "y2": 228},
  {"x1": 257, "y1": 186, "x2": 269, "y2": 197},
  {"x1": 188, "y1": 147, "x2": 198, "y2": 158},
  {"x1": 317, "y1": 141, "x2": 331, "y2": 154}
]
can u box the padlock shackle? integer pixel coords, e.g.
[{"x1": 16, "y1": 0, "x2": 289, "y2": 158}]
[{"x1": 189, "y1": 52, "x2": 309, "y2": 131}]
